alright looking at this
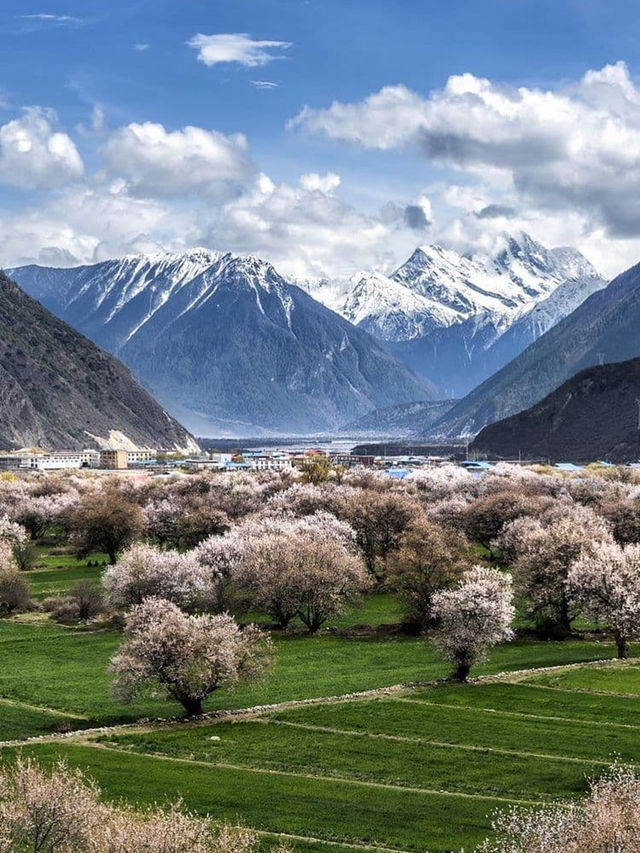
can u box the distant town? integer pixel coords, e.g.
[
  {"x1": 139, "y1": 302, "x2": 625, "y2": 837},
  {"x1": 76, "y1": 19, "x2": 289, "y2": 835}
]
[{"x1": 1, "y1": 444, "x2": 636, "y2": 476}]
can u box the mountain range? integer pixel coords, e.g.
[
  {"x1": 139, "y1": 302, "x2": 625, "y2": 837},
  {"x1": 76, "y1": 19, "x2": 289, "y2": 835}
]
[
  {"x1": 428, "y1": 261, "x2": 640, "y2": 440},
  {"x1": 0, "y1": 271, "x2": 198, "y2": 452},
  {"x1": 10, "y1": 251, "x2": 432, "y2": 436},
  {"x1": 471, "y1": 357, "x2": 640, "y2": 463},
  {"x1": 8, "y1": 233, "x2": 619, "y2": 443},
  {"x1": 312, "y1": 233, "x2": 605, "y2": 398}
]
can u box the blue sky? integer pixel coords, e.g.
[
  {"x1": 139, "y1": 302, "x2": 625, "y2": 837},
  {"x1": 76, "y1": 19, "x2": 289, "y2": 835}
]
[{"x1": 2, "y1": 0, "x2": 640, "y2": 277}]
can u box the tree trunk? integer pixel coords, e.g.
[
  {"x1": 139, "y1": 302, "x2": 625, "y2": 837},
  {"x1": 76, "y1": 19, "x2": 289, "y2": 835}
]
[
  {"x1": 453, "y1": 661, "x2": 471, "y2": 682},
  {"x1": 559, "y1": 596, "x2": 572, "y2": 635},
  {"x1": 616, "y1": 635, "x2": 629, "y2": 660},
  {"x1": 180, "y1": 696, "x2": 203, "y2": 717}
]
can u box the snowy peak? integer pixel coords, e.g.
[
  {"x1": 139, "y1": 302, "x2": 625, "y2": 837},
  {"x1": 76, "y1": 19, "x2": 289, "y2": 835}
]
[
  {"x1": 313, "y1": 232, "x2": 604, "y2": 344},
  {"x1": 7, "y1": 249, "x2": 293, "y2": 354},
  {"x1": 340, "y1": 271, "x2": 449, "y2": 340}
]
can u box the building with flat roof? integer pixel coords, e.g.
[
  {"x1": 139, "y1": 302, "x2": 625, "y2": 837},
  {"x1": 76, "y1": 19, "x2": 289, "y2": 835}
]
[{"x1": 99, "y1": 449, "x2": 128, "y2": 469}]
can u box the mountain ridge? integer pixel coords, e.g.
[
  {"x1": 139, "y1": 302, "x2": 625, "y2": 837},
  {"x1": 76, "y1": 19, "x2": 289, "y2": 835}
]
[
  {"x1": 0, "y1": 270, "x2": 198, "y2": 452},
  {"x1": 426, "y1": 261, "x2": 640, "y2": 439},
  {"x1": 309, "y1": 232, "x2": 605, "y2": 398}
]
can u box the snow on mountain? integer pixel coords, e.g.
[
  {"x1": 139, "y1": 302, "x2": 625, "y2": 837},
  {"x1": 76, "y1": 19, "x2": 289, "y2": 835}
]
[
  {"x1": 9, "y1": 251, "x2": 433, "y2": 436},
  {"x1": 315, "y1": 232, "x2": 604, "y2": 345}
]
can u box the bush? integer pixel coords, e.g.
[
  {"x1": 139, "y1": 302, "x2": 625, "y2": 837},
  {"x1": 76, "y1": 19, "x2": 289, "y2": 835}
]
[
  {"x1": 42, "y1": 595, "x2": 81, "y2": 623},
  {"x1": 69, "y1": 579, "x2": 106, "y2": 620},
  {"x1": 479, "y1": 764, "x2": 640, "y2": 853},
  {"x1": 0, "y1": 757, "x2": 288, "y2": 853},
  {"x1": 42, "y1": 581, "x2": 106, "y2": 623},
  {"x1": 11, "y1": 538, "x2": 37, "y2": 572},
  {"x1": 0, "y1": 564, "x2": 35, "y2": 614}
]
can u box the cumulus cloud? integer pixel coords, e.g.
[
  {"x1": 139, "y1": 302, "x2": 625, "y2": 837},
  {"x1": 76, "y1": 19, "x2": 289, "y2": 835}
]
[
  {"x1": 298, "y1": 172, "x2": 340, "y2": 193},
  {"x1": 291, "y1": 61, "x2": 640, "y2": 241},
  {"x1": 0, "y1": 164, "x2": 430, "y2": 281},
  {"x1": 101, "y1": 121, "x2": 255, "y2": 198},
  {"x1": 188, "y1": 33, "x2": 291, "y2": 68},
  {"x1": 201, "y1": 173, "x2": 424, "y2": 280},
  {"x1": 0, "y1": 107, "x2": 84, "y2": 189}
]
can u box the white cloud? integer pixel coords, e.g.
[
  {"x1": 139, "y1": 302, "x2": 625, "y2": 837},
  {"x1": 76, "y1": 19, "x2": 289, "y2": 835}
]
[
  {"x1": 204, "y1": 173, "x2": 422, "y2": 280},
  {"x1": 101, "y1": 121, "x2": 255, "y2": 198},
  {"x1": 20, "y1": 14, "x2": 84, "y2": 25},
  {"x1": 251, "y1": 80, "x2": 279, "y2": 90},
  {"x1": 188, "y1": 33, "x2": 291, "y2": 68},
  {"x1": 0, "y1": 164, "x2": 431, "y2": 281},
  {"x1": 291, "y1": 62, "x2": 640, "y2": 243},
  {"x1": 0, "y1": 107, "x2": 84, "y2": 189},
  {"x1": 134, "y1": 43, "x2": 150, "y2": 52},
  {"x1": 299, "y1": 172, "x2": 340, "y2": 192}
]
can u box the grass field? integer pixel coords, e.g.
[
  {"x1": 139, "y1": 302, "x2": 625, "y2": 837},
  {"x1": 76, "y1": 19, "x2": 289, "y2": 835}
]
[{"x1": 1, "y1": 558, "x2": 640, "y2": 851}]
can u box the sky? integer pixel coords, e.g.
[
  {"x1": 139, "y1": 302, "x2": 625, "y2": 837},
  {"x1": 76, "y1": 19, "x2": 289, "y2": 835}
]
[{"x1": 2, "y1": 0, "x2": 640, "y2": 279}]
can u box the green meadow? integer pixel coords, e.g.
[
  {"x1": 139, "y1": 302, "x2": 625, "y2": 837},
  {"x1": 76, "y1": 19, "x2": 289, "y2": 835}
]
[{"x1": 1, "y1": 558, "x2": 639, "y2": 851}]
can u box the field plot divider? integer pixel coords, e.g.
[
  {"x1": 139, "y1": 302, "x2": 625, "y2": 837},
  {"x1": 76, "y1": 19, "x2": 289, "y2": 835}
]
[{"x1": 83, "y1": 741, "x2": 546, "y2": 806}]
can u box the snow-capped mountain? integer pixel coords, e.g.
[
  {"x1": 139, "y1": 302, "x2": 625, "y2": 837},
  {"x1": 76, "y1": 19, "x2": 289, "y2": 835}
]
[
  {"x1": 317, "y1": 233, "x2": 603, "y2": 343},
  {"x1": 9, "y1": 251, "x2": 433, "y2": 436},
  {"x1": 312, "y1": 232, "x2": 606, "y2": 398}
]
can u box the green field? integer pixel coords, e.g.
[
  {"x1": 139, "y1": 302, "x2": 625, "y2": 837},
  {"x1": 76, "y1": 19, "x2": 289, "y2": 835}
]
[{"x1": 1, "y1": 560, "x2": 639, "y2": 851}]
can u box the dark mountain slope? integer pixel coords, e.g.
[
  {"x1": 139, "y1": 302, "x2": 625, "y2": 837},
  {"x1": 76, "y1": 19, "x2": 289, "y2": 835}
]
[
  {"x1": 0, "y1": 271, "x2": 197, "y2": 451},
  {"x1": 427, "y1": 262, "x2": 640, "y2": 439},
  {"x1": 471, "y1": 358, "x2": 640, "y2": 463}
]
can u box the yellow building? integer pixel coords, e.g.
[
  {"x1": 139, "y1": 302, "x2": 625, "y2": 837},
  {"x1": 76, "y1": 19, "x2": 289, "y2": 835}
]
[{"x1": 99, "y1": 449, "x2": 129, "y2": 469}]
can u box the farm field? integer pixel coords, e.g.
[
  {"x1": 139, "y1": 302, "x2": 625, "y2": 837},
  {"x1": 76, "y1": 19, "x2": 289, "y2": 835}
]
[
  {"x1": 4, "y1": 659, "x2": 640, "y2": 852},
  {"x1": 2, "y1": 558, "x2": 640, "y2": 851}
]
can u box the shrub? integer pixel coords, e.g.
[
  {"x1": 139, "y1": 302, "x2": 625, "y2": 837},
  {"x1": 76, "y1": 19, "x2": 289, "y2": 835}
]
[
  {"x1": 0, "y1": 561, "x2": 34, "y2": 615},
  {"x1": 0, "y1": 757, "x2": 288, "y2": 853}
]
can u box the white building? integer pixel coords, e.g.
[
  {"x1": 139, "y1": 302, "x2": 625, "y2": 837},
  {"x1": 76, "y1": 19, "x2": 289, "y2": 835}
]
[
  {"x1": 7, "y1": 452, "x2": 84, "y2": 470},
  {"x1": 245, "y1": 454, "x2": 293, "y2": 471},
  {"x1": 184, "y1": 454, "x2": 232, "y2": 471},
  {"x1": 126, "y1": 449, "x2": 157, "y2": 464},
  {"x1": 80, "y1": 449, "x2": 101, "y2": 468}
]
